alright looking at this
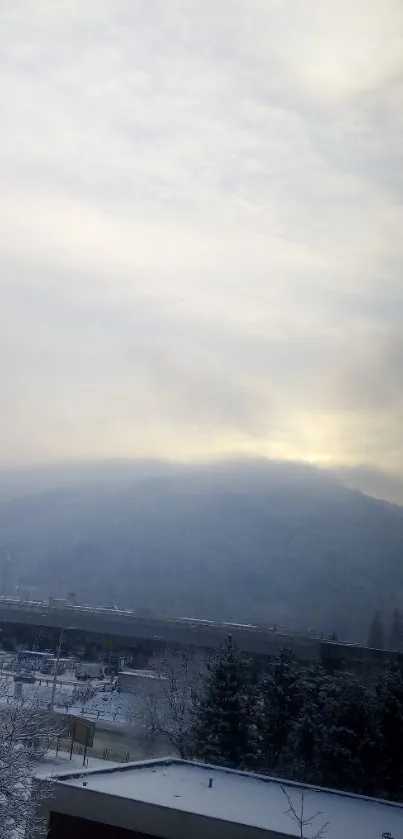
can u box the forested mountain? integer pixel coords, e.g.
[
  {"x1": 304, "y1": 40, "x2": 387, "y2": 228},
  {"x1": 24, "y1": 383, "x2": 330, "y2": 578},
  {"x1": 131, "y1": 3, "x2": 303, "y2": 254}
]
[{"x1": 0, "y1": 459, "x2": 402, "y2": 641}]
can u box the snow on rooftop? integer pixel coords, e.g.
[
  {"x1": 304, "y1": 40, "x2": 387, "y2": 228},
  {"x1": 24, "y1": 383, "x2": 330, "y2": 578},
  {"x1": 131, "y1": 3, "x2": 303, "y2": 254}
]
[
  {"x1": 57, "y1": 759, "x2": 403, "y2": 838},
  {"x1": 34, "y1": 752, "x2": 121, "y2": 779},
  {"x1": 118, "y1": 669, "x2": 161, "y2": 679}
]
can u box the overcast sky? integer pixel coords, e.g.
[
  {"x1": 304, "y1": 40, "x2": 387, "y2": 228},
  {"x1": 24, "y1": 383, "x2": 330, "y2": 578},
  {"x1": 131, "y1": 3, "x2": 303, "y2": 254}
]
[{"x1": 0, "y1": 0, "x2": 402, "y2": 480}]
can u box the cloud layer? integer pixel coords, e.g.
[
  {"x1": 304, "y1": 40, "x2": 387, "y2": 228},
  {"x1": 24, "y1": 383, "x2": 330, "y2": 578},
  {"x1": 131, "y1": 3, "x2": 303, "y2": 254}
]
[{"x1": 0, "y1": 0, "x2": 402, "y2": 476}]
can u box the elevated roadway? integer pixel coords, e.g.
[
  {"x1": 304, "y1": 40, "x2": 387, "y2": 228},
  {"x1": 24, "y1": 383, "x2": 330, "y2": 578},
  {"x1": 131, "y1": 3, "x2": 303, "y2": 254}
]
[
  {"x1": 0, "y1": 598, "x2": 319, "y2": 659},
  {"x1": 0, "y1": 598, "x2": 397, "y2": 670}
]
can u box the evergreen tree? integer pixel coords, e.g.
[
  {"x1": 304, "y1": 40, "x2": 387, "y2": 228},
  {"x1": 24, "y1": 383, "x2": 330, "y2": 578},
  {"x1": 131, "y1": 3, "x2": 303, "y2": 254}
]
[
  {"x1": 388, "y1": 609, "x2": 403, "y2": 652},
  {"x1": 190, "y1": 636, "x2": 254, "y2": 769},
  {"x1": 290, "y1": 664, "x2": 327, "y2": 784},
  {"x1": 257, "y1": 647, "x2": 303, "y2": 771},
  {"x1": 314, "y1": 672, "x2": 379, "y2": 795},
  {"x1": 367, "y1": 611, "x2": 384, "y2": 649},
  {"x1": 374, "y1": 662, "x2": 403, "y2": 800},
  {"x1": 288, "y1": 666, "x2": 382, "y2": 796}
]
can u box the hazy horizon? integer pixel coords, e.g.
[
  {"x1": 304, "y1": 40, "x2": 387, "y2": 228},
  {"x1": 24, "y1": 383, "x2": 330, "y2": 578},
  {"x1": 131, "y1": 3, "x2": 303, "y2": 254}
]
[
  {"x1": 1, "y1": 2, "x2": 402, "y2": 481},
  {"x1": 1, "y1": 454, "x2": 403, "y2": 508}
]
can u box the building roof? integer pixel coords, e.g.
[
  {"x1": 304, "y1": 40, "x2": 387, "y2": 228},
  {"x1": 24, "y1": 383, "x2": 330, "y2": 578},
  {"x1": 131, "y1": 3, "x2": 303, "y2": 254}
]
[
  {"x1": 54, "y1": 758, "x2": 403, "y2": 838},
  {"x1": 118, "y1": 668, "x2": 161, "y2": 679}
]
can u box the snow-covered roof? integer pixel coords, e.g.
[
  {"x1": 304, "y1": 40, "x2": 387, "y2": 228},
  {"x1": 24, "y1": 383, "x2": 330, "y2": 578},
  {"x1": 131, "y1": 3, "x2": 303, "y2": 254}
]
[
  {"x1": 54, "y1": 759, "x2": 403, "y2": 838},
  {"x1": 118, "y1": 669, "x2": 161, "y2": 679}
]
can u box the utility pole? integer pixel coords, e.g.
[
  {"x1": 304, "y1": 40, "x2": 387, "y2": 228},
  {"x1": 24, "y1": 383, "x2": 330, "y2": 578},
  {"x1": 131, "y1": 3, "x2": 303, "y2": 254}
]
[{"x1": 48, "y1": 629, "x2": 63, "y2": 711}]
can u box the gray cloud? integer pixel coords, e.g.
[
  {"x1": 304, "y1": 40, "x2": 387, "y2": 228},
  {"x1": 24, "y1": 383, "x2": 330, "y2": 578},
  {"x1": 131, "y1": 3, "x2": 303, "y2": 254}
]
[{"x1": 0, "y1": 0, "x2": 402, "y2": 480}]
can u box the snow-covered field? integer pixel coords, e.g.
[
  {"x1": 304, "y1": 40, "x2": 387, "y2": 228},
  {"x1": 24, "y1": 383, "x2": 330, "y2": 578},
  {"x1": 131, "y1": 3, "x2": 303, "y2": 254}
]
[
  {"x1": 67, "y1": 689, "x2": 142, "y2": 725},
  {"x1": 34, "y1": 751, "x2": 122, "y2": 778},
  {"x1": 0, "y1": 670, "x2": 145, "y2": 726}
]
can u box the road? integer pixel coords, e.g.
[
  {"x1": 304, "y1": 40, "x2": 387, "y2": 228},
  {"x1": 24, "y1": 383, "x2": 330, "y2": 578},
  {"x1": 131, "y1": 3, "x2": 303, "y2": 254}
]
[
  {"x1": 0, "y1": 598, "x2": 320, "y2": 659},
  {"x1": 0, "y1": 598, "x2": 397, "y2": 672}
]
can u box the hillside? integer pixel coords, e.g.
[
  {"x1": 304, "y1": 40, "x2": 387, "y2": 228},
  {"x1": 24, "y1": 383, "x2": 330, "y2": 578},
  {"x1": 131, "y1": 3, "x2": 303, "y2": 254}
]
[{"x1": 0, "y1": 459, "x2": 402, "y2": 641}]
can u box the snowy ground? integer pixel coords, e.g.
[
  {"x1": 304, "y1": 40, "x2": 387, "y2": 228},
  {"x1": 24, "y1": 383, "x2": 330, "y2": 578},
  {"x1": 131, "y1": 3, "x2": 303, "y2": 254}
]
[
  {"x1": 34, "y1": 750, "x2": 122, "y2": 778},
  {"x1": 67, "y1": 689, "x2": 141, "y2": 724},
  {"x1": 0, "y1": 669, "x2": 144, "y2": 725},
  {"x1": 0, "y1": 671, "x2": 172, "y2": 792},
  {"x1": 0, "y1": 670, "x2": 172, "y2": 763}
]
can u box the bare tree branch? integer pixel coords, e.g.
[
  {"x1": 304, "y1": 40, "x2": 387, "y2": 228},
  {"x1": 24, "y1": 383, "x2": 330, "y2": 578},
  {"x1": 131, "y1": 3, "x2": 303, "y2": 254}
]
[
  {"x1": 280, "y1": 785, "x2": 329, "y2": 839},
  {"x1": 0, "y1": 673, "x2": 63, "y2": 838},
  {"x1": 133, "y1": 649, "x2": 202, "y2": 758}
]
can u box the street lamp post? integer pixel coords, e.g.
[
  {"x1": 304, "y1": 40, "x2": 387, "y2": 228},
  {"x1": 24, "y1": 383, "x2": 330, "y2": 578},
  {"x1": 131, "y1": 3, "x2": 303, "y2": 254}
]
[{"x1": 48, "y1": 629, "x2": 63, "y2": 711}]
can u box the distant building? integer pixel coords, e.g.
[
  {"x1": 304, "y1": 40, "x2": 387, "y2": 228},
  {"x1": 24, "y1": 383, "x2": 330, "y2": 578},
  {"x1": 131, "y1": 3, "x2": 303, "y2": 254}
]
[
  {"x1": 1, "y1": 555, "x2": 12, "y2": 596},
  {"x1": 17, "y1": 649, "x2": 53, "y2": 672},
  {"x1": 37, "y1": 757, "x2": 403, "y2": 839},
  {"x1": 74, "y1": 661, "x2": 106, "y2": 681},
  {"x1": 117, "y1": 668, "x2": 164, "y2": 695},
  {"x1": 49, "y1": 597, "x2": 69, "y2": 609},
  {"x1": 15, "y1": 581, "x2": 41, "y2": 601}
]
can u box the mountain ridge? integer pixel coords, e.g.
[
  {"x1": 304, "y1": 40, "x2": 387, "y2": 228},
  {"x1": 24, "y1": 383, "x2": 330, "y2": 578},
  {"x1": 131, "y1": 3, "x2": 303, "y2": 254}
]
[{"x1": 0, "y1": 458, "x2": 402, "y2": 642}]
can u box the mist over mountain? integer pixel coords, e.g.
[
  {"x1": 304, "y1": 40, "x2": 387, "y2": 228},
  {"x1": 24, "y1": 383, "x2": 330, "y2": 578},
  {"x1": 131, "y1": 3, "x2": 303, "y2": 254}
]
[
  {"x1": 0, "y1": 458, "x2": 402, "y2": 642},
  {"x1": 333, "y1": 465, "x2": 403, "y2": 507}
]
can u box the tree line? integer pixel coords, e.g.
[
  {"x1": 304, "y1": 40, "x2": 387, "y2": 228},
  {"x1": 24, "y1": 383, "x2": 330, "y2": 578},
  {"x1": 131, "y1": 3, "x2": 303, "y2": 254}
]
[{"x1": 141, "y1": 637, "x2": 403, "y2": 803}]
